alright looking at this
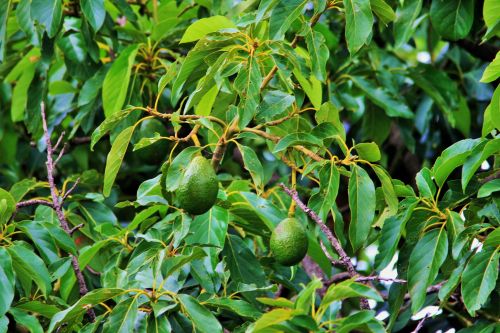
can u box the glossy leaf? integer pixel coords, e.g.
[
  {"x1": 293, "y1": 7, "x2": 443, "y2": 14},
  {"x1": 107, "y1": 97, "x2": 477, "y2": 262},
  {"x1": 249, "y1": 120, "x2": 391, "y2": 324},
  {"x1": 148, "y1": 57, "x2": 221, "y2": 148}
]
[
  {"x1": 102, "y1": 44, "x2": 140, "y2": 117},
  {"x1": 103, "y1": 125, "x2": 135, "y2": 196},
  {"x1": 180, "y1": 16, "x2": 236, "y2": 43},
  {"x1": 430, "y1": 0, "x2": 474, "y2": 40},
  {"x1": 239, "y1": 145, "x2": 265, "y2": 192},
  {"x1": 348, "y1": 165, "x2": 376, "y2": 250},
  {"x1": 344, "y1": 0, "x2": 373, "y2": 54},
  {"x1": 0, "y1": 249, "x2": 14, "y2": 317},
  {"x1": 370, "y1": 0, "x2": 396, "y2": 25},
  {"x1": 408, "y1": 228, "x2": 448, "y2": 313},
  {"x1": 354, "y1": 142, "x2": 381, "y2": 162},
  {"x1": 461, "y1": 247, "x2": 499, "y2": 316},
  {"x1": 480, "y1": 52, "x2": 500, "y2": 83},
  {"x1": 177, "y1": 294, "x2": 222, "y2": 333},
  {"x1": 350, "y1": 76, "x2": 413, "y2": 118},
  {"x1": 393, "y1": 0, "x2": 423, "y2": 48},
  {"x1": 31, "y1": 0, "x2": 62, "y2": 38},
  {"x1": 81, "y1": 0, "x2": 105, "y2": 31}
]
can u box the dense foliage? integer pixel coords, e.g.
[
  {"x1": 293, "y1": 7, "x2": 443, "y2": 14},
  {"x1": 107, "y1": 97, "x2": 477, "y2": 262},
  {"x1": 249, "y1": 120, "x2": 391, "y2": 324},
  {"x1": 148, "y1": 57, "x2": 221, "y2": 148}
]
[{"x1": 0, "y1": 0, "x2": 499, "y2": 332}]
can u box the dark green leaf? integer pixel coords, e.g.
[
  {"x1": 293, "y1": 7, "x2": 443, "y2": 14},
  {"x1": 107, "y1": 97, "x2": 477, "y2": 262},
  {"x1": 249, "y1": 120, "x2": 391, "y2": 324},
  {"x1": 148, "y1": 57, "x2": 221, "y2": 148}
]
[
  {"x1": 408, "y1": 228, "x2": 448, "y2": 313},
  {"x1": 177, "y1": 294, "x2": 222, "y2": 333},
  {"x1": 430, "y1": 0, "x2": 474, "y2": 41},
  {"x1": 461, "y1": 247, "x2": 499, "y2": 316},
  {"x1": 348, "y1": 165, "x2": 376, "y2": 251},
  {"x1": 0, "y1": 248, "x2": 14, "y2": 317},
  {"x1": 31, "y1": 0, "x2": 62, "y2": 38},
  {"x1": 393, "y1": 0, "x2": 423, "y2": 48},
  {"x1": 478, "y1": 179, "x2": 500, "y2": 198},
  {"x1": 344, "y1": 0, "x2": 374, "y2": 54},
  {"x1": 102, "y1": 44, "x2": 139, "y2": 117},
  {"x1": 239, "y1": 145, "x2": 265, "y2": 192},
  {"x1": 186, "y1": 206, "x2": 229, "y2": 248},
  {"x1": 81, "y1": 0, "x2": 105, "y2": 31},
  {"x1": 103, "y1": 125, "x2": 136, "y2": 196}
]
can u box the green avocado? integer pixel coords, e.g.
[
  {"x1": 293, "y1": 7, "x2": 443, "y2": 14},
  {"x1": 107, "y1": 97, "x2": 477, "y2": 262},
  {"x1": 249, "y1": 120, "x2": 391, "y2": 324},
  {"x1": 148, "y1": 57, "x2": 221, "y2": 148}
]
[
  {"x1": 176, "y1": 155, "x2": 218, "y2": 215},
  {"x1": 136, "y1": 119, "x2": 169, "y2": 163},
  {"x1": 270, "y1": 218, "x2": 308, "y2": 266}
]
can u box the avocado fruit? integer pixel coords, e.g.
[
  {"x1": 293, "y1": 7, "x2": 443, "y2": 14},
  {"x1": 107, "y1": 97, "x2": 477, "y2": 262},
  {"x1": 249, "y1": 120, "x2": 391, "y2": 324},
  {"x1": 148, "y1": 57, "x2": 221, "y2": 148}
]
[
  {"x1": 176, "y1": 155, "x2": 218, "y2": 215},
  {"x1": 270, "y1": 218, "x2": 308, "y2": 266}
]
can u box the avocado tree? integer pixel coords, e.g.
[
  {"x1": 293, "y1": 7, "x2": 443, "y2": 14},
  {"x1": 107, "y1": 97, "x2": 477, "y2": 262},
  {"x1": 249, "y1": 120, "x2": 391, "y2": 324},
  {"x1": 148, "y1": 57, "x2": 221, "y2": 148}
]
[{"x1": 0, "y1": 0, "x2": 499, "y2": 332}]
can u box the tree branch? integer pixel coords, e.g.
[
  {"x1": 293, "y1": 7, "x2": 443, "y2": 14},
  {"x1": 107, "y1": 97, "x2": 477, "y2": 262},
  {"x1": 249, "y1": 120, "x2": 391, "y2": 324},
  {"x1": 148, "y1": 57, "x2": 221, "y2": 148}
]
[
  {"x1": 280, "y1": 183, "x2": 370, "y2": 309},
  {"x1": 40, "y1": 102, "x2": 96, "y2": 322},
  {"x1": 411, "y1": 313, "x2": 430, "y2": 333},
  {"x1": 16, "y1": 199, "x2": 54, "y2": 209}
]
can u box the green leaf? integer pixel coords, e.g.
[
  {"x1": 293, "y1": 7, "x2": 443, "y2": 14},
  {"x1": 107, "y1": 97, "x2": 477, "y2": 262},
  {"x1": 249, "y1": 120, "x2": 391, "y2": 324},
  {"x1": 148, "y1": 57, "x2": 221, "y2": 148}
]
[
  {"x1": 375, "y1": 198, "x2": 418, "y2": 270},
  {"x1": 0, "y1": 188, "x2": 16, "y2": 224},
  {"x1": 102, "y1": 297, "x2": 139, "y2": 333},
  {"x1": 7, "y1": 243, "x2": 52, "y2": 297},
  {"x1": 177, "y1": 294, "x2": 222, "y2": 333},
  {"x1": 393, "y1": 0, "x2": 423, "y2": 48},
  {"x1": 293, "y1": 69, "x2": 322, "y2": 109},
  {"x1": 204, "y1": 298, "x2": 261, "y2": 319},
  {"x1": 343, "y1": 0, "x2": 374, "y2": 54},
  {"x1": 11, "y1": 61, "x2": 36, "y2": 122},
  {"x1": 180, "y1": 16, "x2": 236, "y2": 43},
  {"x1": 315, "y1": 102, "x2": 345, "y2": 141},
  {"x1": 8, "y1": 308, "x2": 43, "y2": 333},
  {"x1": 195, "y1": 85, "x2": 219, "y2": 116},
  {"x1": 462, "y1": 247, "x2": 499, "y2": 316},
  {"x1": 478, "y1": 179, "x2": 500, "y2": 198},
  {"x1": 484, "y1": 227, "x2": 500, "y2": 247},
  {"x1": 235, "y1": 56, "x2": 262, "y2": 128},
  {"x1": 430, "y1": 0, "x2": 474, "y2": 40},
  {"x1": 103, "y1": 125, "x2": 136, "y2": 196},
  {"x1": 350, "y1": 76, "x2": 413, "y2": 118},
  {"x1": 48, "y1": 288, "x2": 124, "y2": 332},
  {"x1": 14, "y1": 301, "x2": 60, "y2": 319},
  {"x1": 370, "y1": 0, "x2": 396, "y2": 25},
  {"x1": 462, "y1": 139, "x2": 499, "y2": 188},
  {"x1": 305, "y1": 28, "x2": 329, "y2": 82},
  {"x1": 408, "y1": 228, "x2": 448, "y2": 313},
  {"x1": 252, "y1": 308, "x2": 296, "y2": 332},
  {"x1": 81, "y1": 0, "x2": 105, "y2": 32},
  {"x1": 269, "y1": 0, "x2": 307, "y2": 40},
  {"x1": 90, "y1": 108, "x2": 136, "y2": 150},
  {"x1": 372, "y1": 165, "x2": 398, "y2": 214},
  {"x1": 480, "y1": 51, "x2": 500, "y2": 83},
  {"x1": 295, "y1": 278, "x2": 323, "y2": 312},
  {"x1": 483, "y1": 0, "x2": 500, "y2": 29},
  {"x1": 318, "y1": 162, "x2": 340, "y2": 217},
  {"x1": 257, "y1": 90, "x2": 295, "y2": 121},
  {"x1": 0, "y1": 0, "x2": 11, "y2": 62},
  {"x1": 354, "y1": 142, "x2": 381, "y2": 162},
  {"x1": 415, "y1": 167, "x2": 436, "y2": 199},
  {"x1": 438, "y1": 261, "x2": 465, "y2": 302},
  {"x1": 348, "y1": 165, "x2": 376, "y2": 251},
  {"x1": 186, "y1": 206, "x2": 229, "y2": 248},
  {"x1": 272, "y1": 133, "x2": 323, "y2": 154},
  {"x1": 165, "y1": 146, "x2": 201, "y2": 192},
  {"x1": 222, "y1": 234, "x2": 267, "y2": 286},
  {"x1": 31, "y1": 0, "x2": 62, "y2": 38},
  {"x1": 239, "y1": 145, "x2": 265, "y2": 192},
  {"x1": 322, "y1": 279, "x2": 383, "y2": 307},
  {"x1": 0, "y1": 248, "x2": 14, "y2": 317},
  {"x1": 57, "y1": 33, "x2": 86, "y2": 63},
  {"x1": 102, "y1": 44, "x2": 140, "y2": 117},
  {"x1": 486, "y1": 85, "x2": 500, "y2": 131},
  {"x1": 432, "y1": 138, "x2": 484, "y2": 187}
]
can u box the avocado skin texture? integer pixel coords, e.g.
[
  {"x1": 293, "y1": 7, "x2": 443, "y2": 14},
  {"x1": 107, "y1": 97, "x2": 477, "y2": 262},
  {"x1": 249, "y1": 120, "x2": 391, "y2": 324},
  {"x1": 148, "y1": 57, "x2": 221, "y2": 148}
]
[
  {"x1": 270, "y1": 218, "x2": 309, "y2": 266},
  {"x1": 176, "y1": 156, "x2": 218, "y2": 215}
]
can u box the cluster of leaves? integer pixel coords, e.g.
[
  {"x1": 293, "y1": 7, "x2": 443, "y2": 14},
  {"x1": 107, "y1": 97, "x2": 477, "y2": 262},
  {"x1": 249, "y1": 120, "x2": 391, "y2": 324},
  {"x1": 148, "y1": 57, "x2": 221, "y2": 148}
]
[{"x1": 0, "y1": 0, "x2": 499, "y2": 332}]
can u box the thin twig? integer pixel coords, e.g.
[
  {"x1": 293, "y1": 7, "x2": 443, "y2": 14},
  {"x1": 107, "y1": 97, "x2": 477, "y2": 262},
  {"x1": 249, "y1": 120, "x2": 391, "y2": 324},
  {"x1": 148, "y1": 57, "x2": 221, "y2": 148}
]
[
  {"x1": 411, "y1": 313, "x2": 430, "y2": 333},
  {"x1": 404, "y1": 281, "x2": 445, "y2": 301},
  {"x1": 69, "y1": 223, "x2": 84, "y2": 235},
  {"x1": 280, "y1": 183, "x2": 370, "y2": 309},
  {"x1": 40, "y1": 102, "x2": 96, "y2": 322},
  {"x1": 319, "y1": 240, "x2": 343, "y2": 266},
  {"x1": 53, "y1": 132, "x2": 66, "y2": 151},
  {"x1": 53, "y1": 143, "x2": 67, "y2": 166},
  {"x1": 16, "y1": 199, "x2": 54, "y2": 209},
  {"x1": 62, "y1": 178, "x2": 80, "y2": 202}
]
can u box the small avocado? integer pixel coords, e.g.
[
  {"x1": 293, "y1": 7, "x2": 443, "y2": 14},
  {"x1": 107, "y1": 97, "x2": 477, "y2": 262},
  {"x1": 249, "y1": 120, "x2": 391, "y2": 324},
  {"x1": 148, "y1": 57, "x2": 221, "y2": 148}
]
[
  {"x1": 176, "y1": 155, "x2": 218, "y2": 215},
  {"x1": 270, "y1": 218, "x2": 308, "y2": 266},
  {"x1": 136, "y1": 119, "x2": 169, "y2": 163}
]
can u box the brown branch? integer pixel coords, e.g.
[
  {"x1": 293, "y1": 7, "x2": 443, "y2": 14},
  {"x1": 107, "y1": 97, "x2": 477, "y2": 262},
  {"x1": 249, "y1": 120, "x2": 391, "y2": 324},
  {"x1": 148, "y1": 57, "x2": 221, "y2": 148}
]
[
  {"x1": 404, "y1": 281, "x2": 445, "y2": 301},
  {"x1": 62, "y1": 178, "x2": 80, "y2": 202},
  {"x1": 319, "y1": 240, "x2": 343, "y2": 267},
  {"x1": 40, "y1": 102, "x2": 96, "y2": 322},
  {"x1": 16, "y1": 199, "x2": 54, "y2": 209},
  {"x1": 280, "y1": 183, "x2": 369, "y2": 309},
  {"x1": 146, "y1": 107, "x2": 226, "y2": 127},
  {"x1": 325, "y1": 273, "x2": 407, "y2": 288},
  {"x1": 69, "y1": 223, "x2": 84, "y2": 236},
  {"x1": 479, "y1": 169, "x2": 500, "y2": 184}
]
